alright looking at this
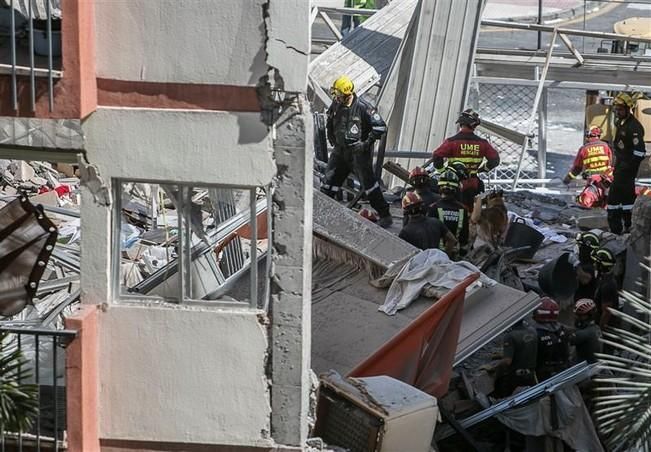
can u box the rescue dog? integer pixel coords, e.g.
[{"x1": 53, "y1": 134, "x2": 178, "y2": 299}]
[{"x1": 471, "y1": 190, "x2": 509, "y2": 248}]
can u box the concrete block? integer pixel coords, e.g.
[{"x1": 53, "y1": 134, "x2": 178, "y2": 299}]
[
  {"x1": 577, "y1": 214, "x2": 609, "y2": 230},
  {"x1": 11, "y1": 160, "x2": 35, "y2": 181},
  {"x1": 30, "y1": 190, "x2": 59, "y2": 207}
]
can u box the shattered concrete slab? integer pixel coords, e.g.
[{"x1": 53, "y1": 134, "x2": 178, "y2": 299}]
[
  {"x1": 311, "y1": 256, "x2": 540, "y2": 376},
  {"x1": 313, "y1": 190, "x2": 417, "y2": 269},
  {"x1": 455, "y1": 285, "x2": 540, "y2": 365}
]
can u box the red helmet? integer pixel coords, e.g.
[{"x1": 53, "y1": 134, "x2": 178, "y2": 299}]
[
  {"x1": 408, "y1": 166, "x2": 429, "y2": 187},
  {"x1": 402, "y1": 191, "x2": 423, "y2": 210},
  {"x1": 409, "y1": 166, "x2": 428, "y2": 179},
  {"x1": 534, "y1": 297, "x2": 559, "y2": 322},
  {"x1": 574, "y1": 298, "x2": 596, "y2": 316},
  {"x1": 586, "y1": 126, "x2": 602, "y2": 138},
  {"x1": 359, "y1": 208, "x2": 379, "y2": 222}
]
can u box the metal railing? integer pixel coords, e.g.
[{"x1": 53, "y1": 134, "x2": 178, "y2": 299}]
[
  {"x1": 2, "y1": 0, "x2": 62, "y2": 112},
  {"x1": 0, "y1": 325, "x2": 77, "y2": 451}
]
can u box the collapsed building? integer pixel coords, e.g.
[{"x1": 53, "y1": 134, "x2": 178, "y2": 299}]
[{"x1": 0, "y1": 0, "x2": 650, "y2": 451}]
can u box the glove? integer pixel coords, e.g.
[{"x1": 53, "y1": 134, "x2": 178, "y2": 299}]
[
  {"x1": 352, "y1": 139, "x2": 372, "y2": 154},
  {"x1": 562, "y1": 174, "x2": 572, "y2": 185}
]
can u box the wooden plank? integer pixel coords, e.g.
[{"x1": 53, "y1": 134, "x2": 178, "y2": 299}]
[
  {"x1": 309, "y1": 0, "x2": 418, "y2": 96},
  {"x1": 383, "y1": 161, "x2": 410, "y2": 183}
]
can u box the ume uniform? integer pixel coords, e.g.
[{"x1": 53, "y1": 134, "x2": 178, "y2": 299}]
[{"x1": 432, "y1": 132, "x2": 500, "y2": 207}]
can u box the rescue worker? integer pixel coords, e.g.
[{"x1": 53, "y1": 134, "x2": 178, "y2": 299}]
[
  {"x1": 563, "y1": 126, "x2": 613, "y2": 185},
  {"x1": 399, "y1": 192, "x2": 456, "y2": 255},
  {"x1": 570, "y1": 298, "x2": 602, "y2": 364},
  {"x1": 564, "y1": 126, "x2": 614, "y2": 209},
  {"x1": 490, "y1": 319, "x2": 539, "y2": 397},
  {"x1": 407, "y1": 166, "x2": 439, "y2": 209},
  {"x1": 532, "y1": 297, "x2": 570, "y2": 381},
  {"x1": 341, "y1": 0, "x2": 375, "y2": 36},
  {"x1": 428, "y1": 169, "x2": 469, "y2": 257},
  {"x1": 322, "y1": 75, "x2": 393, "y2": 228},
  {"x1": 573, "y1": 231, "x2": 600, "y2": 302},
  {"x1": 432, "y1": 109, "x2": 500, "y2": 210},
  {"x1": 591, "y1": 247, "x2": 620, "y2": 331},
  {"x1": 607, "y1": 93, "x2": 647, "y2": 234}
]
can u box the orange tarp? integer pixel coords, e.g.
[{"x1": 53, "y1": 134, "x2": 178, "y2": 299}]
[{"x1": 348, "y1": 273, "x2": 479, "y2": 398}]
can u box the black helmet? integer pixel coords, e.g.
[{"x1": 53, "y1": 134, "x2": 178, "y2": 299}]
[
  {"x1": 576, "y1": 231, "x2": 600, "y2": 250},
  {"x1": 456, "y1": 108, "x2": 481, "y2": 128},
  {"x1": 591, "y1": 247, "x2": 615, "y2": 271},
  {"x1": 438, "y1": 169, "x2": 460, "y2": 194},
  {"x1": 449, "y1": 161, "x2": 469, "y2": 181}
]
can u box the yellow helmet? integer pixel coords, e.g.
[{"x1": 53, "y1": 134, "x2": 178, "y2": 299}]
[
  {"x1": 331, "y1": 75, "x2": 355, "y2": 98},
  {"x1": 613, "y1": 92, "x2": 634, "y2": 109}
]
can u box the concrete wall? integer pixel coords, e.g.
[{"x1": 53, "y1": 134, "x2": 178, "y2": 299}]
[
  {"x1": 80, "y1": 107, "x2": 276, "y2": 306},
  {"x1": 94, "y1": 0, "x2": 267, "y2": 86},
  {"x1": 82, "y1": 108, "x2": 275, "y2": 186},
  {"x1": 98, "y1": 304, "x2": 273, "y2": 447},
  {"x1": 78, "y1": 0, "x2": 312, "y2": 447}
]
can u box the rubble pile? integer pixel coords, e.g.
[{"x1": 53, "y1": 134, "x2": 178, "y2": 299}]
[
  {"x1": 0, "y1": 161, "x2": 270, "y2": 325},
  {"x1": 114, "y1": 184, "x2": 267, "y2": 301},
  {"x1": 0, "y1": 159, "x2": 81, "y2": 327}
]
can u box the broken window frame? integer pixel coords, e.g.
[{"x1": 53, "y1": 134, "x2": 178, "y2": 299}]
[{"x1": 111, "y1": 179, "x2": 273, "y2": 310}]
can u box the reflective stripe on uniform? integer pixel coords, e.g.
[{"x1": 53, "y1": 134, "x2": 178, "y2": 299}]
[
  {"x1": 583, "y1": 155, "x2": 610, "y2": 164},
  {"x1": 364, "y1": 182, "x2": 380, "y2": 195},
  {"x1": 606, "y1": 204, "x2": 622, "y2": 210},
  {"x1": 634, "y1": 150, "x2": 646, "y2": 158},
  {"x1": 451, "y1": 157, "x2": 483, "y2": 164},
  {"x1": 622, "y1": 204, "x2": 634, "y2": 211},
  {"x1": 458, "y1": 209, "x2": 465, "y2": 240},
  {"x1": 437, "y1": 207, "x2": 464, "y2": 243},
  {"x1": 585, "y1": 166, "x2": 610, "y2": 175}
]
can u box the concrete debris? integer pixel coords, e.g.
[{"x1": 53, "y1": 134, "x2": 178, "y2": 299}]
[
  {"x1": 311, "y1": 176, "x2": 648, "y2": 449},
  {"x1": 78, "y1": 161, "x2": 112, "y2": 207},
  {"x1": 0, "y1": 159, "x2": 81, "y2": 324}
]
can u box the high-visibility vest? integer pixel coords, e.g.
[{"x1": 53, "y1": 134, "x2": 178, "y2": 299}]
[{"x1": 437, "y1": 207, "x2": 464, "y2": 249}]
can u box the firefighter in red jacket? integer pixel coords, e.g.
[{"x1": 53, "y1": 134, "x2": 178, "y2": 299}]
[
  {"x1": 432, "y1": 109, "x2": 500, "y2": 209},
  {"x1": 563, "y1": 126, "x2": 614, "y2": 208},
  {"x1": 563, "y1": 127, "x2": 613, "y2": 184}
]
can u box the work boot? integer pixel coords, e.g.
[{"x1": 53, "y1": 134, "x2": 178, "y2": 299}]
[
  {"x1": 623, "y1": 211, "x2": 633, "y2": 233},
  {"x1": 607, "y1": 210, "x2": 623, "y2": 235},
  {"x1": 378, "y1": 214, "x2": 393, "y2": 228}
]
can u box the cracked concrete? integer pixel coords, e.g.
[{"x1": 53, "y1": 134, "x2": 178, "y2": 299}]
[{"x1": 267, "y1": 98, "x2": 313, "y2": 447}]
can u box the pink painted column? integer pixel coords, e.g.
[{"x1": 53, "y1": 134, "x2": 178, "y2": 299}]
[{"x1": 65, "y1": 305, "x2": 100, "y2": 452}]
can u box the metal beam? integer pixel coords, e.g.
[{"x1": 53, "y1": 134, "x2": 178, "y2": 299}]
[
  {"x1": 317, "y1": 6, "x2": 379, "y2": 17},
  {"x1": 436, "y1": 362, "x2": 599, "y2": 440},
  {"x1": 481, "y1": 19, "x2": 651, "y2": 45},
  {"x1": 129, "y1": 198, "x2": 268, "y2": 295},
  {"x1": 310, "y1": 6, "x2": 319, "y2": 26},
  {"x1": 513, "y1": 30, "x2": 557, "y2": 189},
  {"x1": 318, "y1": 10, "x2": 343, "y2": 42},
  {"x1": 557, "y1": 33, "x2": 584, "y2": 66},
  {"x1": 0, "y1": 145, "x2": 82, "y2": 163},
  {"x1": 473, "y1": 76, "x2": 651, "y2": 92}
]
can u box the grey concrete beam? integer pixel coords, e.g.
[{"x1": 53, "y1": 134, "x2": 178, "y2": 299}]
[{"x1": 270, "y1": 98, "x2": 313, "y2": 446}]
